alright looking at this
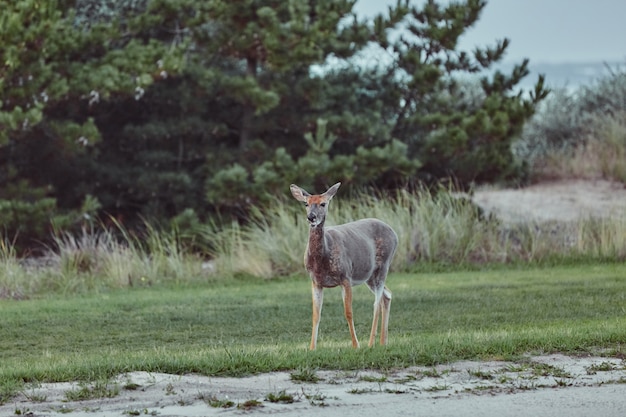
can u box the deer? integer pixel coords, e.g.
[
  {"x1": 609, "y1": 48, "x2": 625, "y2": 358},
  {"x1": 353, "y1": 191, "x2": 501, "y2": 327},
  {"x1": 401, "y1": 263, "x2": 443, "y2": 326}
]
[{"x1": 290, "y1": 182, "x2": 398, "y2": 350}]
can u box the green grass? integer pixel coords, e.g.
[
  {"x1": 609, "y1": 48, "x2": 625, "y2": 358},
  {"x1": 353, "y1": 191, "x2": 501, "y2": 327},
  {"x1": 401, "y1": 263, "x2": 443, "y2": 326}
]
[{"x1": 1, "y1": 263, "x2": 625, "y2": 404}]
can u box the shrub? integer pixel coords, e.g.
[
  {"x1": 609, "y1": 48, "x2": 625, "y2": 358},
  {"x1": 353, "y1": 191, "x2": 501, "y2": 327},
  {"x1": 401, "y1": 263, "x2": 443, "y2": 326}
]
[{"x1": 515, "y1": 63, "x2": 626, "y2": 182}]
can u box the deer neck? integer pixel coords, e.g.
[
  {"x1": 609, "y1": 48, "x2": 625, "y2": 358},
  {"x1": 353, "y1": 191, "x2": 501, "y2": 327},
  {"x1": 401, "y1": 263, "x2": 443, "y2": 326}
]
[{"x1": 305, "y1": 222, "x2": 330, "y2": 271}]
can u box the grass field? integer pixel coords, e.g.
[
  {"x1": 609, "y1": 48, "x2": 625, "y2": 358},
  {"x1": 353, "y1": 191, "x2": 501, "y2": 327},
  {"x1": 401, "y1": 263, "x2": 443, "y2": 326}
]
[{"x1": 1, "y1": 263, "x2": 625, "y2": 403}]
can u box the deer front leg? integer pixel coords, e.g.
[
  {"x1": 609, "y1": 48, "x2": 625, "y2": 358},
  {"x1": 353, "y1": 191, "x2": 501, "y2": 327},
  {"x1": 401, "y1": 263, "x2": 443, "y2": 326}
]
[
  {"x1": 341, "y1": 283, "x2": 360, "y2": 348},
  {"x1": 310, "y1": 283, "x2": 324, "y2": 350}
]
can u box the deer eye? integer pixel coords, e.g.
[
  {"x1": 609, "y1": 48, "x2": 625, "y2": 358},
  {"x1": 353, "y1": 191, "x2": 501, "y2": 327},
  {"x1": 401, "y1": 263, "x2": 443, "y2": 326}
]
[{"x1": 320, "y1": 203, "x2": 326, "y2": 207}]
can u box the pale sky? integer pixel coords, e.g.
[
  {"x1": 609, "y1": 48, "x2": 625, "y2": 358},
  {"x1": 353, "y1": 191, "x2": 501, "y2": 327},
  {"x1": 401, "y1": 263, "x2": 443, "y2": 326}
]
[{"x1": 355, "y1": 0, "x2": 626, "y2": 64}]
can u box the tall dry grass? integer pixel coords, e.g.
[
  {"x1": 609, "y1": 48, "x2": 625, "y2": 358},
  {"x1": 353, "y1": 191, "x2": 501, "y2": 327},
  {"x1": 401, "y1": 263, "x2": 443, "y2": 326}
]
[
  {"x1": 515, "y1": 63, "x2": 626, "y2": 183},
  {"x1": 2, "y1": 187, "x2": 626, "y2": 297},
  {"x1": 530, "y1": 113, "x2": 626, "y2": 182},
  {"x1": 0, "y1": 237, "x2": 28, "y2": 299},
  {"x1": 205, "y1": 188, "x2": 626, "y2": 279},
  {"x1": 0, "y1": 224, "x2": 209, "y2": 297}
]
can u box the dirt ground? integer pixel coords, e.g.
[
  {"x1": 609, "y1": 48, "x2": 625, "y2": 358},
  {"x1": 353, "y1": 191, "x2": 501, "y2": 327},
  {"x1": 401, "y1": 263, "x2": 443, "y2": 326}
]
[
  {"x1": 4, "y1": 180, "x2": 626, "y2": 417},
  {"x1": 472, "y1": 179, "x2": 626, "y2": 223},
  {"x1": 3, "y1": 354, "x2": 626, "y2": 417}
]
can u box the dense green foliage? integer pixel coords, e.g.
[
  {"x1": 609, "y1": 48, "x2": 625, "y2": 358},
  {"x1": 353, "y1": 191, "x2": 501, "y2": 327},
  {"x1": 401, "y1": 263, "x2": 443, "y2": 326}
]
[
  {"x1": 1, "y1": 0, "x2": 547, "y2": 249},
  {"x1": 0, "y1": 0, "x2": 182, "y2": 248}
]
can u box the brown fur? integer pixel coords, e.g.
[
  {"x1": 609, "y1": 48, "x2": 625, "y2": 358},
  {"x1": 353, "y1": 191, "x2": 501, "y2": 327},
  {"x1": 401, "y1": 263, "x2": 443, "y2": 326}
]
[{"x1": 290, "y1": 182, "x2": 398, "y2": 350}]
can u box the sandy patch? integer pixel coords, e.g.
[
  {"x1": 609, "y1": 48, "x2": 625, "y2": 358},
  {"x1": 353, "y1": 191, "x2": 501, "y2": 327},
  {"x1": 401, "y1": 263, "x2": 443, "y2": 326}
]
[
  {"x1": 473, "y1": 179, "x2": 626, "y2": 223},
  {"x1": 3, "y1": 354, "x2": 626, "y2": 417}
]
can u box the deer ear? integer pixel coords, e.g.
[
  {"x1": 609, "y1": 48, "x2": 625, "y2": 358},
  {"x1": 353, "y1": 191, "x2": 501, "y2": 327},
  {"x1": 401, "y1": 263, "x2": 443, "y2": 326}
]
[
  {"x1": 324, "y1": 182, "x2": 341, "y2": 199},
  {"x1": 290, "y1": 184, "x2": 310, "y2": 202}
]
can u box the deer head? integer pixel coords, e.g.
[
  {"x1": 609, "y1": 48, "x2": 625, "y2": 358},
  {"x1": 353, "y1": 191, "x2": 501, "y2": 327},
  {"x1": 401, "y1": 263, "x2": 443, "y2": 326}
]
[{"x1": 290, "y1": 182, "x2": 341, "y2": 228}]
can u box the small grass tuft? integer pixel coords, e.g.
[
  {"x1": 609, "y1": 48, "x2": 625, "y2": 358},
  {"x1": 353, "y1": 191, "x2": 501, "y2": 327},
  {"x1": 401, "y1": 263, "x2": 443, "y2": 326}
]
[
  {"x1": 237, "y1": 399, "x2": 263, "y2": 410},
  {"x1": 468, "y1": 369, "x2": 494, "y2": 380},
  {"x1": 123, "y1": 382, "x2": 141, "y2": 391},
  {"x1": 301, "y1": 389, "x2": 330, "y2": 407},
  {"x1": 358, "y1": 375, "x2": 387, "y2": 383},
  {"x1": 422, "y1": 368, "x2": 442, "y2": 378},
  {"x1": 64, "y1": 380, "x2": 119, "y2": 401},
  {"x1": 586, "y1": 361, "x2": 618, "y2": 374},
  {"x1": 1, "y1": 381, "x2": 23, "y2": 406},
  {"x1": 265, "y1": 390, "x2": 296, "y2": 404},
  {"x1": 348, "y1": 387, "x2": 375, "y2": 394},
  {"x1": 22, "y1": 391, "x2": 47, "y2": 403},
  {"x1": 290, "y1": 368, "x2": 321, "y2": 384},
  {"x1": 528, "y1": 363, "x2": 573, "y2": 379},
  {"x1": 424, "y1": 383, "x2": 449, "y2": 392},
  {"x1": 199, "y1": 393, "x2": 235, "y2": 409}
]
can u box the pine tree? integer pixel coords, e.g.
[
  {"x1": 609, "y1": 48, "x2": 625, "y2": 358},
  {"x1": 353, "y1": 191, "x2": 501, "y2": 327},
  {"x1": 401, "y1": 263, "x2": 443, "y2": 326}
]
[
  {"x1": 188, "y1": 0, "x2": 375, "y2": 150},
  {"x1": 1, "y1": 0, "x2": 550, "y2": 248},
  {"x1": 0, "y1": 0, "x2": 182, "y2": 247},
  {"x1": 382, "y1": 0, "x2": 549, "y2": 185}
]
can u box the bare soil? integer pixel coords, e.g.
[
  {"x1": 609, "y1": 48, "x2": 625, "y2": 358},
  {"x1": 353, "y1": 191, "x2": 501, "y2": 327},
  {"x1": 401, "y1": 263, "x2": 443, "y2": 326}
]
[
  {"x1": 3, "y1": 354, "x2": 626, "y2": 417},
  {"x1": 472, "y1": 179, "x2": 626, "y2": 223}
]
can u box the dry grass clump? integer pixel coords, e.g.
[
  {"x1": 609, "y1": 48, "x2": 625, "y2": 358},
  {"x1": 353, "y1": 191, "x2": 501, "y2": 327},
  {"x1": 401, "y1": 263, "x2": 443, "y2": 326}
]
[
  {"x1": 515, "y1": 64, "x2": 626, "y2": 183},
  {"x1": 204, "y1": 189, "x2": 497, "y2": 278},
  {"x1": 2, "y1": 185, "x2": 626, "y2": 297},
  {"x1": 529, "y1": 113, "x2": 626, "y2": 182},
  {"x1": 0, "y1": 238, "x2": 29, "y2": 299},
  {"x1": 205, "y1": 188, "x2": 626, "y2": 279},
  {"x1": 0, "y1": 225, "x2": 209, "y2": 297}
]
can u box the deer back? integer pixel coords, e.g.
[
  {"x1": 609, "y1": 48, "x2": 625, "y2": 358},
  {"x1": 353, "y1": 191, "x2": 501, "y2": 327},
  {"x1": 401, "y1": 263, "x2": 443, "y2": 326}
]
[{"x1": 306, "y1": 218, "x2": 398, "y2": 287}]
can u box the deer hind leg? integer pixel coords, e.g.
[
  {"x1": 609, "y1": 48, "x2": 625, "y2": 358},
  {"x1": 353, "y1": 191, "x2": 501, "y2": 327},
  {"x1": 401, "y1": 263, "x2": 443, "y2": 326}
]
[
  {"x1": 368, "y1": 283, "x2": 392, "y2": 347},
  {"x1": 310, "y1": 284, "x2": 324, "y2": 350},
  {"x1": 368, "y1": 298, "x2": 381, "y2": 347},
  {"x1": 341, "y1": 283, "x2": 360, "y2": 348},
  {"x1": 368, "y1": 283, "x2": 384, "y2": 347},
  {"x1": 380, "y1": 286, "x2": 392, "y2": 345}
]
